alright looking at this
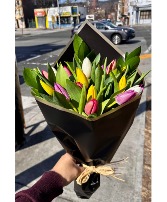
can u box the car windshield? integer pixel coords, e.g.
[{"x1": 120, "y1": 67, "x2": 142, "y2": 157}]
[{"x1": 105, "y1": 22, "x2": 117, "y2": 28}]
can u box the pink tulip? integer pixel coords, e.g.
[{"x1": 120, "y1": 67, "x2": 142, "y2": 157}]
[
  {"x1": 84, "y1": 99, "x2": 98, "y2": 115},
  {"x1": 42, "y1": 70, "x2": 48, "y2": 79},
  {"x1": 76, "y1": 82, "x2": 83, "y2": 89},
  {"x1": 106, "y1": 59, "x2": 116, "y2": 74},
  {"x1": 64, "y1": 66, "x2": 72, "y2": 77},
  {"x1": 54, "y1": 83, "x2": 70, "y2": 100}
]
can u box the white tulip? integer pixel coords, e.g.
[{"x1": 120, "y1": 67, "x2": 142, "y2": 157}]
[
  {"x1": 129, "y1": 85, "x2": 143, "y2": 95},
  {"x1": 82, "y1": 57, "x2": 92, "y2": 78}
]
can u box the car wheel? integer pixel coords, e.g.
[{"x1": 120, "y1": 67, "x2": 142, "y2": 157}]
[{"x1": 111, "y1": 34, "x2": 122, "y2": 45}]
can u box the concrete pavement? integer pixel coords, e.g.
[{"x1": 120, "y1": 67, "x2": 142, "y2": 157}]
[{"x1": 15, "y1": 28, "x2": 151, "y2": 202}]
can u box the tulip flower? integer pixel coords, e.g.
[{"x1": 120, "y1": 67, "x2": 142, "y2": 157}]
[
  {"x1": 40, "y1": 80, "x2": 54, "y2": 96},
  {"x1": 106, "y1": 59, "x2": 116, "y2": 74},
  {"x1": 42, "y1": 70, "x2": 48, "y2": 79},
  {"x1": 76, "y1": 82, "x2": 83, "y2": 89},
  {"x1": 76, "y1": 67, "x2": 89, "y2": 88},
  {"x1": 54, "y1": 83, "x2": 70, "y2": 100},
  {"x1": 115, "y1": 90, "x2": 136, "y2": 105},
  {"x1": 84, "y1": 99, "x2": 98, "y2": 115},
  {"x1": 64, "y1": 66, "x2": 72, "y2": 77},
  {"x1": 82, "y1": 57, "x2": 92, "y2": 78},
  {"x1": 119, "y1": 75, "x2": 126, "y2": 90},
  {"x1": 128, "y1": 85, "x2": 143, "y2": 95},
  {"x1": 87, "y1": 85, "x2": 97, "y2": 101}
]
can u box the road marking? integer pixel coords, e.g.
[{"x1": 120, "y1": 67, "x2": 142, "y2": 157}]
[
  {"x1": 140, "y1": 54, "x2": 151, "y2": 60},
  {"x1": 26, "y1": 55, "x2": 41, "y2": 61}
]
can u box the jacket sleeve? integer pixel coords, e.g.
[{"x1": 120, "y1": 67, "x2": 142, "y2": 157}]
[{"x1": 15, "y1": 171, "x2": 64, "y2": 202}]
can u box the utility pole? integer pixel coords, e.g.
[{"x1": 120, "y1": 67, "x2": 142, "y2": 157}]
[
  {"x1": 15, "y1": 57, "x2": 25, "y2": 148},
  {"x1": 56, "y1": 0, "x2": 61, "y2": 29}
]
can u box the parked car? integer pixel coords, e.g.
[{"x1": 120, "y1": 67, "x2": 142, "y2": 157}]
[{"x1": 71, "y1": 21, "x2": 135, "y2": 45}]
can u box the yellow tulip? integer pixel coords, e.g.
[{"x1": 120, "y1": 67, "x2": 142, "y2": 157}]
[
  {"x1": 119, "y1": 75, "x2": 126, "y2": 90},
  {"x1": 40, "y1": 80, "x2": 54, "y2": 95},
  {"x1": 76, "y1": 67, "x2": 89, "y2": 88},
  {"x1": 87, "y1": 85, "x2": 96, "y2": 101}
]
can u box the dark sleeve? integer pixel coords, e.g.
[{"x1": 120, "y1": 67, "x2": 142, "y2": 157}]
[{"x1": 15, "y1": 171, "x2": 64, "y2": 202}]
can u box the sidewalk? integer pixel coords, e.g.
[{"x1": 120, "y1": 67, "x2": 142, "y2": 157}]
[
  {"x1": 15, "y1": 39, "x2": 151, "y2": 201},
  {"x1": 15, "y1": 27, "x2": 72, "y2": 37}
]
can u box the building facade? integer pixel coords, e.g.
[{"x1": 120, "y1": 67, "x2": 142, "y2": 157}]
[{"x1": 128, "y1": 0, "x2": 152, "y2": 25}]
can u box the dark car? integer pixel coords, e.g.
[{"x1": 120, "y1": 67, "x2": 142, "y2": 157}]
[{"x1": 71, "y1": 21, "x2": 135, "y2": 45}]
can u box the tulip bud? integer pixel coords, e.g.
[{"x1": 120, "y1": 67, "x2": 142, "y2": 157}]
[
  {"x1": 119, "y1": 75, "x2": 126, "y2": 90},
  {"x1": 84, "y1": 99, "x2": 98, "y2": 115},
  {"x1": 82, "y1": 57, "x2": 92, "y2": 78},
  {"x1": 128, "y1": 85, "x2": 143, "y2": 95},
  {"x1": 64, "y1": 66, "x2": 72, "y2": 77},
  {"x1": 76, "y1": 67, "x2": 89, "y2": 88},
  {"x1": 40, "y1": 80, "x2": 54, "y2": 96},
  {"x1": 54, "y1": 83, "x2": 70, "y2": 100},
  {"x1": 106, "y1": 59, "x2": 116, "y2": 74},
  {"x1": 115, "y1": 90, "x2": 136, "y2": 105},
  {"x1": 42, "y1": 70, "x2": 48, "y2": 79},
  {"x1": 87, "y1": 85, "x2": 97, "y2": 101},
  {"x1": 76, "y1": 82, "x2": 83, "y2": 89}
]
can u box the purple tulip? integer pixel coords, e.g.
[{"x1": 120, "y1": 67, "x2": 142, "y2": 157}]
[
  {"x1": 54, "y1": 83, "x2": 70, "y2": 100},
  {"x1": 115, "y1": 90, "x2": 136, "y2": 105},
  {"x1": 84, "y1": 99, "x2": 98, "y2": 115},
  {"x1": 64, "y1": 66, "x2": 72, "y2": 77}
]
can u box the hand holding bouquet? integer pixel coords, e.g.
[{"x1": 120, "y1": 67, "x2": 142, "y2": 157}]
[{"x1": 23, "y1": 21, "x2": 150, "y2": 199}]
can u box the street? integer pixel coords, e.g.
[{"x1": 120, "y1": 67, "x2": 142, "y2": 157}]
[{"x1": 15, "y1": 25, "x2": 151, "y2": 96}]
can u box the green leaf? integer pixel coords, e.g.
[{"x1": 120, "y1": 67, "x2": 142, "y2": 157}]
[
  {"x1": 53, "y1": 91, "x2": 71, "y2": 109},
  {"x1": 73, "y1": 34, "x2": 83, "y2": 54},
  {"x1": 31, "y1": 88, "x2": 41, "y2": 97},
  {"x1": 66, "y1": 80, "x2": 82, "y2": 103},
  {"x1": 127, "y1": 69, "x2": 138, "y2": 87},
  {"x1": 110, "y1": 71, "x2": 119, "y2": 92},
  {"x1": 93, "y1": 53, "x2": 101, "y2": 65},
  {"x1": 125, "y1": 56, "x2": 140, "y2": 73},
  {"x1": 104, "y1": 82, "x2": 113, "y2": 99},
  {"x1": 102, "y1": 88, "x2": 125, "y2": 113},
  {"x1": 23, "y1": 68, "x2": 39, "y2": 89},
  {"x1": 134, "y1": 70, "x2": 151, "y2": 85},
  {"x1": 125, "y1": 52, "x2": 128, "y2": 60},
  {"x1": 47, "y1": 63, "x2": 56, "y2": 85},
  {"x1": 65, "y1": 61, "x2": 77, "y2": 80},
  {"x1": 86, "y1": 50, "x2": 96, "y2": 62},
  {"x1": 56, "y1": 63, "x2": 69, "y2": 88},
  {"x1": 40, "y1": 93, "x2": 55, "y2": 104},
  {"x1": 91, "y1": 62, "x2": 96, "y2": 84},
  {"x1": 74, "y1": 54, "x2": 82, "y2": 68},
  {"x1": 78, "y1": 85, "x2": 86, "y2": 114},
  {"x1": 78, "y1": 41, "x2": 90, "y2": 61},
  {"x1": 95, "y1": 65, "x2": 103, "y2": 93},
  {"x1": 126, "y1": 46, "x2": 141, "y2": 61},
  {"x1": 116, "y1": 57, "x2": 125, "y2": 71}
]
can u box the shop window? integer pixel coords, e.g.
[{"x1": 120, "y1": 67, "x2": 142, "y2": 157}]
[
  {"x1": 60, "y1": 17, "x2": 71, "y2": 24},
  {"x1": 140, "y1": 10, "x2": 151, "y2": 19}
]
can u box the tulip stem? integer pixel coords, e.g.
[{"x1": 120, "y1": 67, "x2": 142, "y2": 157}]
[{"x1": 68, "y1": 101, "x2": 78, "y2": 113}]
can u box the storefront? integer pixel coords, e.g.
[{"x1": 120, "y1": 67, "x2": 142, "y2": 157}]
[{"x1": 34, "y1": 9, "x2": 48, "y2": 29}]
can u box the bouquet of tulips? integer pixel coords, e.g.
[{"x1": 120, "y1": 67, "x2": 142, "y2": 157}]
[
  {"x1": 23, "y1": 35, "x2": 149, "y2": 118},
  {"x1": 23, "y1": 21, "x2": 150, "y2": 199}
]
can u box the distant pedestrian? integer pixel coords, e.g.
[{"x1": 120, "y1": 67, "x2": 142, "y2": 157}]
[
  {"x1": 51, "y1": 15, "x2": 55, "y2": 29},
  {"x1": 15, "y1": 153, "x2": 84, "y2": 202}
]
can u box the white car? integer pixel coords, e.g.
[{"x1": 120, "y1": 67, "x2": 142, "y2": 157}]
[{"x1": 115, "y1": 21, "x2": 123, "y2": 26}]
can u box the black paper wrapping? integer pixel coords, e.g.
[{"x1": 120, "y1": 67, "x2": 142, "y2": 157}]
[{"x1": 34, "y1": 20, "x2": 144, "y2": 198}]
